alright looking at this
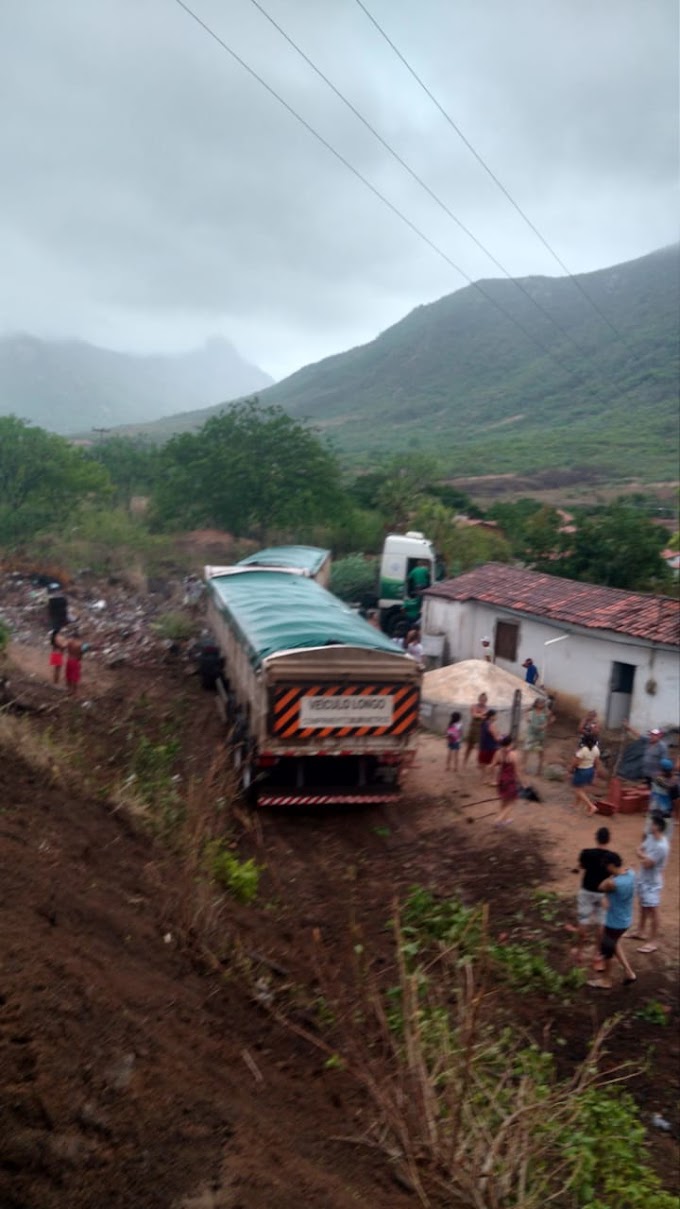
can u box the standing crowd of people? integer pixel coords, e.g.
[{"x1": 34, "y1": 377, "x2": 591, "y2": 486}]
[{"x1": 444, "y1": 692, "x2": 677, "y2": 986}]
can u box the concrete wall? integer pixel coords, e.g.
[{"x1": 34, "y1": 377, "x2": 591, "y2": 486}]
[{"x1": 422, "y1": 596, "x2": 679, "y2": 731}]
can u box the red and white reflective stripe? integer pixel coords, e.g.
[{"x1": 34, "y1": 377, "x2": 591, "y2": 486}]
[{"x1": 258, "y1": 793, "x2": 402, "y2": 806}]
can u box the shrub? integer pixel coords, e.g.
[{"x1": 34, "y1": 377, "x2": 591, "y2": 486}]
[
  {"x1": 330, "y1": 553, "x2": 379, "y2": 602},
  {"x1": 114, "y1": 734, "x2": 183, "y2": 836},
  {"x1": 151, "y1": 611, "x2": 196, "y2": 642},
  {"x1": 205, "y1": 840, "x2": 261, "y2": 904}
]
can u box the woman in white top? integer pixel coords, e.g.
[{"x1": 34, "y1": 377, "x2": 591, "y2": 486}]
[{"x1": 571, "y1": 734, "x2": 601, "y2": 815}]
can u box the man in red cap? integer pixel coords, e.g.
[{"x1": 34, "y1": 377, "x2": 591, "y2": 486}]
[{"x1": 624, "y1": 722, "x2": 669, "y2": 784}]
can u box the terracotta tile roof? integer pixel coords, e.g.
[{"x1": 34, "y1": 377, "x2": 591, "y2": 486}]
[{"x1": 426, "y1": 564, "x2": 680, "y2": 646}]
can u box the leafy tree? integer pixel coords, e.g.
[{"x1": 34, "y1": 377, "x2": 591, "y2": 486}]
[
  {"x1": 412, "y1": 498, "x2": 512, "y2": 574},
  {"x1": 488, "y1": 498, "x2": 543, "y2": 547},
  {"x1": 152, "y1": 400, "x2": 346, "y2": 537},
  {"x1": 445, "y1": 525, "x2": 512, "y2": 575},
  {"x1": 0, "y1": 416, "x2": 109, "y2": 545},
  {"x1": 316, "y1": 507, "x2": 385, "y2": 558},
  {"x1": 87, "y1": 437, "x2": 159, "y2": 510},
  {"x1": 426, "y1": 482, "x2": 480, "y2": 516},
  {"x1": 330, "y1": 554, "x2": 379, "y2": 602},
  {"x1": 347, "y1": 470, "x2": 392, "y2": 513},
  {"x1": 519, "y1": 506, "x2": 563, "y2": 563},
  {"x1": 347, "y1": 453, "x2": 443, "y2": 531},
  {"x1": 542, "y1": 504, "x2": 669, "y2": 590},
  {"x1": 374, "y1": 453, "x2": 441, "y2": 530}
]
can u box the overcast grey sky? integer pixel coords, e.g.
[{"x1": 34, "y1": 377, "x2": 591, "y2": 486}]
[{"x1": 2, "y1": 0, "x2": 678, "y2": 378}]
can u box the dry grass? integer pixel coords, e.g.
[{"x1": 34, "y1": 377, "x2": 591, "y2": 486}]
[
  {"x1": 305, "y1": 905, "x2": 634, "y2": 1209},
  {"x1": 155, "y1": 750, "x2": 242, "y2": 954},
  {"x1": 0, "y1": 713, "x2": 71, "y2": 785}
]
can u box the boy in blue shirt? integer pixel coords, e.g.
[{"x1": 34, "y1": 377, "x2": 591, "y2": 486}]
[{"x1": 587, "y1": 853, "x2": 636, "y2": 989}]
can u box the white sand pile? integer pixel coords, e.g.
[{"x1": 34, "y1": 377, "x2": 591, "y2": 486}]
[{"x1": 423, "y1": 659, "x2": 542, "y2": 709}]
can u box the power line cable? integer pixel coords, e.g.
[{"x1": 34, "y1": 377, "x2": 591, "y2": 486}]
[
  {"x1": 171, "y1": 0, "x2": 590, "y2": 382},
  {"x1": 352, "y1": 0, "x2": 624, "y2": 339},
  {"x1": 245, "y1": 0, "x2": 590, "y2": 355}
]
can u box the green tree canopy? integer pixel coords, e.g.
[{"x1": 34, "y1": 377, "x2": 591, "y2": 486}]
[
  {"x1": 348, "y1": 453, "x2": 451, "y2": 531},
  {"x1": 152, "y1": 400, "x2": 346, "y2": 537},
  {"x1": 0, "y1": 416, "x2": 109, "y2": 545},
  {"x1": 542, "y1": 504, "x2": 670, "y2": 590},
  {"x1": 87, "y1": 437, "x2": 160, "y2": 510},
  {"x1": 412, "y1": 498, "x2": 512, "y2": 574}
]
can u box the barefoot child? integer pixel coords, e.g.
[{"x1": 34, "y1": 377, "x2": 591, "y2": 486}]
[
  {"x1": 49, "y1": 628, "x2": 66, "y2": 685},
  {"x1": 494, "y1": 736, "x2": 520, "y2": 826},
  {"x1": 445, "y1": 712, "x2": 463, "y2": 772}
]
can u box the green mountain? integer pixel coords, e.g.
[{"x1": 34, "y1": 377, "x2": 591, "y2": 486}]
[
  {"x1": 0, "y1": 335, "x2": 273, "y2": 434},
  {"x1": 27, "y1": 245, "x2": 680, "y2": 480},
  {"x1": 269, "y1": 243, "x2": 679, "y2": 478}
]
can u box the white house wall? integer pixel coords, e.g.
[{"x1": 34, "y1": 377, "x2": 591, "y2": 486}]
[{"x1": 423, "y1": 597, "x2": 679, "y2": 731}]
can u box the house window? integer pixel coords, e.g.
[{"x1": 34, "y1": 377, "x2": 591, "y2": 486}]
[{"x1": 495, "y1": 621, "x2": 519, "y2": 662}]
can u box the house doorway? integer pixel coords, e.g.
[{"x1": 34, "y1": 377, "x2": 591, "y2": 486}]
[{"x1": 606, "y1": 661, "x2": 636, "y2": 728}]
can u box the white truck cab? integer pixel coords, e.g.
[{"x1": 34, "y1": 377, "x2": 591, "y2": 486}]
[{"x1": 378, "y1": 531, "x2": 439, "y2": 635}]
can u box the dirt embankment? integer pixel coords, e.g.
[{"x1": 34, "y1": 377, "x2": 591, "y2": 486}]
[{"x1": 0, "y1": 651, "x2": 678, "y2": 1208}]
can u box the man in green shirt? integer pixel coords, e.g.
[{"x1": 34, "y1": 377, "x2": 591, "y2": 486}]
[{"x1": 407, "y1": 560, "x2": 431, "y2": 596}]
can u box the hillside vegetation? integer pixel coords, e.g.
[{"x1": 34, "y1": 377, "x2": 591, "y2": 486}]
[{"x1": 118, "y1": 245, "x2": 679, "y2": 480}]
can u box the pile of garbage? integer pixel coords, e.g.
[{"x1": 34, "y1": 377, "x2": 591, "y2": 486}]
[{"x1": 0, "y1": 570, "x2": 197, "y2": 669}]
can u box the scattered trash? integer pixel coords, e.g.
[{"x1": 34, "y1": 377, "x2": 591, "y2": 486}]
[
  {"x1": 0, "y1": 570, "x2": 197, "y2": 672},
  {"x1": 163, "y1": 933, "x2": 173, "y2": 945},
  {"x1": 253, "y1": 977, "x2": 274, "y2": 1007},
  {"x1": 651, "y1": 1113, "x2": 672, "y2": 1132}
]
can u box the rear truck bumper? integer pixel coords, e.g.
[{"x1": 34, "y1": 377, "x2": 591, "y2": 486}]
[
  {"x1": 257, "y1": 791, "x2": 402, "y2": 806},
  {"x1": 251, "y1": 750, "x2": 415, "y2": 807}
]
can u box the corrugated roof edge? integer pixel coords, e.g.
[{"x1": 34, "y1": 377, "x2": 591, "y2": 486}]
[{"x1": 425, "y1": 563, "x2": 680, "y2": 646}]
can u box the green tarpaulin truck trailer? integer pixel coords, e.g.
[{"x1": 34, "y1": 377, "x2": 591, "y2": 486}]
[{"x1": 204, "y1": 549, "x2": 421, "y2": 806}]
